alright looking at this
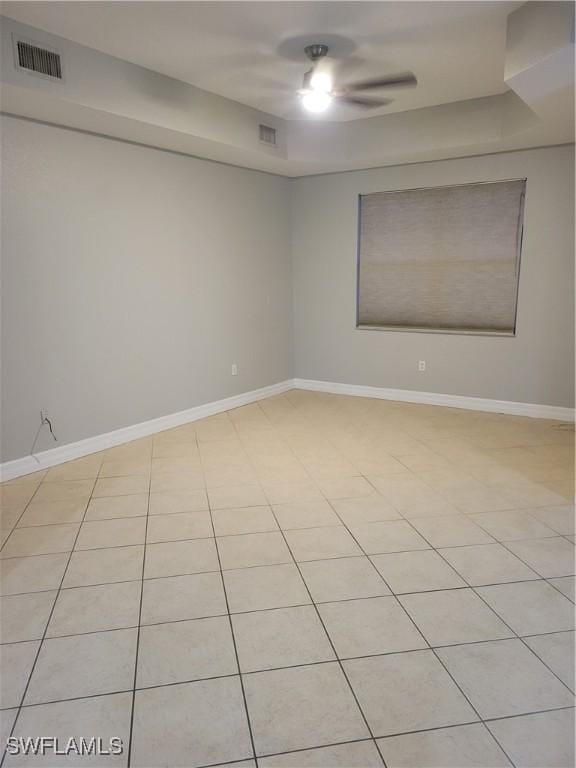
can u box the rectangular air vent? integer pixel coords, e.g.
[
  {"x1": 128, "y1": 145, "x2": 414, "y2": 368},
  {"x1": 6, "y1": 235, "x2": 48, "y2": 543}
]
[
  {"x1": 16, "y1": 39, "x2": 62, "y2": 80},
  {"x1": 259, "y1": 124, "x2": 277, "y2": 146}
]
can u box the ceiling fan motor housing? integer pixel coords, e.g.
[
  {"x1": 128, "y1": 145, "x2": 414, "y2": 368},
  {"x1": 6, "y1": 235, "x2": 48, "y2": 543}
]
[{"x1": 304, "y1": 44, "x2": 329, "y2": 62}]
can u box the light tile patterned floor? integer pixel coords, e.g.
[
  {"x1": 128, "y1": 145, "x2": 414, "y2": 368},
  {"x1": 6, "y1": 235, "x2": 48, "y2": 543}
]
[{"x1": 0, "y1": 390, "x2": 574, "y2": 767}]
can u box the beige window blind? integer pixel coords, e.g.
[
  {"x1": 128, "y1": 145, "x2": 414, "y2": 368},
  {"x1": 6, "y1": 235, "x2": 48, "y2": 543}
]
[{"x1": 357, "y1": 179, "x2": 526, "y2": 334}]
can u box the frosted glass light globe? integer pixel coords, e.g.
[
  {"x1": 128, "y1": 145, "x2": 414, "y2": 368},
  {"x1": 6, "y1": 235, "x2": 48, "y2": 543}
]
[{"x1": 302, "y1": 89, "x2": 332, "y2": 113}]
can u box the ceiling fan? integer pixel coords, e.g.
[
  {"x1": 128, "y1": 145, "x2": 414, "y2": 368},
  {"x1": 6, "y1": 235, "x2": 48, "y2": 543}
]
[{"x1": 298, "y1": 43, "x2": 417, "y2": 113}]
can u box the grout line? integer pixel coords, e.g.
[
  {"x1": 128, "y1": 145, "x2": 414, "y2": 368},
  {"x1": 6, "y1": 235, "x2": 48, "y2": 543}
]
[
  {"x1": 3, "y1": 688, "x2": 134, "y2": 712},
  {"x1": 5, "y1": 516, "x2": 573, "y2": 555},
  {"x1": 6, "y1": 505, "x2": 572, "y2": 544},
  {"x1": 3, "y1": 685, "x2": 574, "y2": 738},
  {"x1": 198, "y1": 426, "x2": 260, "y2": 768},
  {"x1": 2, "y1": 613, "x2": 572, "y2": 656},
  {"x1": 234, "y1": 737, "x2": 377, "y2": 766},
  {"x1": 125, "y1": 469, "x2": 152, "y2": 767},
  {"x1": 544, "y1": 576, "x2": 576, "y2": 604},
  {"x1": 2, "y1": 569, "x2": 559, "y2": 600},
  {"x1": 0, "y1": 475, "x2": 99, "y2": 767}
]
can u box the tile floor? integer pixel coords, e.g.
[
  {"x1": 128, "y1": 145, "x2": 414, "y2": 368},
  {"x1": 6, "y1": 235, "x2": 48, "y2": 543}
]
[{"x1": 0, "y1": 390, "x2": 574, "y2": 767}]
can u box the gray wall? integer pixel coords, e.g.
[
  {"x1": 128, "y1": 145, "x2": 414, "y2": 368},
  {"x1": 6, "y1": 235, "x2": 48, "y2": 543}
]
[
  {"x1": 1, "y1": 116, "x2": 292, "y2": 461},
  {"x1": 292, "y1": 144, "x2": 575, "y2": 408},
  {"x1": 2, "y1": 122, "x2": 574, "y2": 463}
]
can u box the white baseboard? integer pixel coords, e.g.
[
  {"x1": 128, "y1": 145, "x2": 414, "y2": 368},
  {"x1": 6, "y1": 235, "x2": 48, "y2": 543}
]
[
  {"x1": 292, "y1": 378, "x2": 575, "y2": 422},
  {"x1": 3, "y1": 377, "x2": 573, "y2": 481},
  {"x1": 0, "y1": 380, "x2": 293, "y2": 482}
]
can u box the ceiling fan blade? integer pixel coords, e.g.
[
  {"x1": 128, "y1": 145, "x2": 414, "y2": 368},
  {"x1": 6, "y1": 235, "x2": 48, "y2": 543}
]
[
  {"x1": 341, "y1": 72, "x2": 417, "y2": 93},
  {"x1": 335, "y1": 95, "x2": 393, "y2": 109}
]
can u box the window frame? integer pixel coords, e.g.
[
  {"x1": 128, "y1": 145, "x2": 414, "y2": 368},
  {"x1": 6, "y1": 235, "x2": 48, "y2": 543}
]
[{"x1": 355, "y1": 178, "x2": 527, "y2": 337}]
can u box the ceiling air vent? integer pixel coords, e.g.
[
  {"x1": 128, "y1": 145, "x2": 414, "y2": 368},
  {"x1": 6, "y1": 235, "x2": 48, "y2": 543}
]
[
  {"x1": 259, "y1": 124, "x2": 277, "y2": 146},
  {"x1": 15, "y1": 39, "x2": 62, "y2": 80}
]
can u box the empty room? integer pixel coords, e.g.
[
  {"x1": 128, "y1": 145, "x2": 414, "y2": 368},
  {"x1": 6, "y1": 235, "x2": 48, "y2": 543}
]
[{"x1": 0, "y1": 2, "x2": 574, "y2": 767}]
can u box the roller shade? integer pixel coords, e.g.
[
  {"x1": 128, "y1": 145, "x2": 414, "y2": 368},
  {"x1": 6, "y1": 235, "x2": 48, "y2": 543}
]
[{"x1": 357, "y1": 179, "x2": 526, "y2": 334}]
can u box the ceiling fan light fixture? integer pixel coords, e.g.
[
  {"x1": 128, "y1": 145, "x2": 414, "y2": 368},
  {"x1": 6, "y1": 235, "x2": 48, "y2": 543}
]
[
  {"x1": 298, "y1": 42, "x2": 416, "y2": 114},
  {"x1": 301, "y1": 88, "x2": 332, "y2": 113}
]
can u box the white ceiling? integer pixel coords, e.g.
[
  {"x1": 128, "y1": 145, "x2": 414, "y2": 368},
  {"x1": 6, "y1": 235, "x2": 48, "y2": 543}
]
[{"x1": 2, "y1": 1, "x2": 520, "y2": 121}]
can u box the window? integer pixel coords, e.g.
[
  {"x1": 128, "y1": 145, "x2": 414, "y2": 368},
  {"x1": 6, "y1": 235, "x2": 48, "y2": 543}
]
[{"x1": 357, "y1": 179, "x2": 526, "y2": 335}]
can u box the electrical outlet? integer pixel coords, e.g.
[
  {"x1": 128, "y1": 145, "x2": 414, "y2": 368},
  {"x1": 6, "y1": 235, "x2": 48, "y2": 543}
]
[
  {"x1": 40, "y1": 409, "x2": 50, "y2": 423},
  {"x1": 231, "y1": 363, "x2": 238, "y2": 376},
  {"x1": 418, "y1": 360, "x2": 426, "y2": 372}
]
